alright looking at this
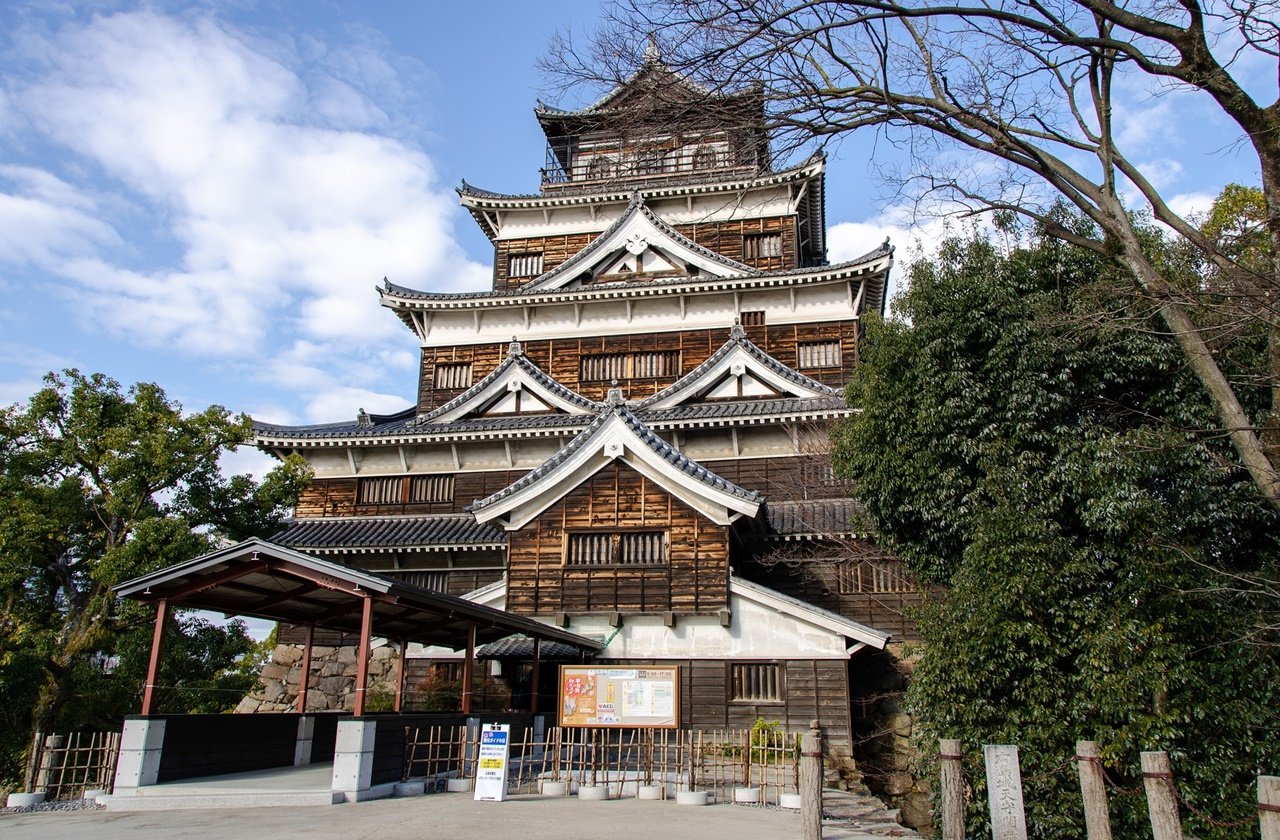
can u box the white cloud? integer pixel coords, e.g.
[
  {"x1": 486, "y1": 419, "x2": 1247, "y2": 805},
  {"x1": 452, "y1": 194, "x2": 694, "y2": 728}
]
[
  {"x1": 0, "y1": 342, "x2": 73, "y2": 406},
  {"x1": 2, "y1": 8, "x2": 489, "y2": 420}
]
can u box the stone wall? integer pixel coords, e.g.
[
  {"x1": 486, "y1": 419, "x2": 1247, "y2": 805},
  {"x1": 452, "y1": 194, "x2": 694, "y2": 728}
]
[
  {"x1": 850, "y1": 644, "x2": 932, "y2": 831},
  {"x1": 236, "y1": 643, "x2": 400, "y2": 713}
]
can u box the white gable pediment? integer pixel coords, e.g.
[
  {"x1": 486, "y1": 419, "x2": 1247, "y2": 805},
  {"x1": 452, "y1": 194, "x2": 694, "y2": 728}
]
[
  {"x1": 639, "y1": 337, "x2": 839, "y2": 411},
  {"x1": 525, "y1": 201, "x2": 753, "y2": 291},
  {"x1": 420, "y1": 347, "x2": 600, "y2": 425},
  {"x1": 470, "y1": 407, "x2": 760, "y2": 530}
]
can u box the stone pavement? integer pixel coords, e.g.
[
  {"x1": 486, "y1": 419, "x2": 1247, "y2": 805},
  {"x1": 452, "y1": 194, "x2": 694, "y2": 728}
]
[{"x1": 0, "y1": 788, "x2": 924, "y2": 840}]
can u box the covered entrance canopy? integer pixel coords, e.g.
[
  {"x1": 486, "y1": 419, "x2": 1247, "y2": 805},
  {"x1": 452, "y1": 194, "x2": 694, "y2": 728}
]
[{"x1": 115, "y1": 538, "x2": 600, "y2": 715}]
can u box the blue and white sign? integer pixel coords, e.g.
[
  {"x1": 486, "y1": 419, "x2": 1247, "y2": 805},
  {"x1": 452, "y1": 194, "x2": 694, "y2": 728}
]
[{"x1": 474, "y1": 723, "x2": 510, "y2": 802}]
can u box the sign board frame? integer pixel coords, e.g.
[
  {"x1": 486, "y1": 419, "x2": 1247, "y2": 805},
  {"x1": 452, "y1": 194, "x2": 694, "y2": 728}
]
[
  {"x1": 473, "y1": 723, "x2": 510, "y2": 801},
  {"x1": 558, "y1": 665, "x2": 680, "y2": 729}
]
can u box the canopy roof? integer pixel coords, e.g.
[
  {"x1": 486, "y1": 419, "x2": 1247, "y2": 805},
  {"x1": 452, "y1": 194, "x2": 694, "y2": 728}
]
[{"x1": 115, "y1": 539, "x2": 600, "y2": 652}]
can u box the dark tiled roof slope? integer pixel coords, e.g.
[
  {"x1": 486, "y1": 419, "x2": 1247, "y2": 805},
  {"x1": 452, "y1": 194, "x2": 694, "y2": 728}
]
[{"x1": 272, "y1": 515, "x2": 506, "y2": 550}]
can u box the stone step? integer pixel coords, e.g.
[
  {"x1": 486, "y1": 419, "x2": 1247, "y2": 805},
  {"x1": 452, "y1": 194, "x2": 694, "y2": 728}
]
[{"x1": 100, "y1": 791, "x2": 340, "y2": 810}]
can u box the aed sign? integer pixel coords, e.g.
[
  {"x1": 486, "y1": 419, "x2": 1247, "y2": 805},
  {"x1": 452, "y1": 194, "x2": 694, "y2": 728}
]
[{"x1": 473, "y1": 723, "x2": 510, "y2": 802}]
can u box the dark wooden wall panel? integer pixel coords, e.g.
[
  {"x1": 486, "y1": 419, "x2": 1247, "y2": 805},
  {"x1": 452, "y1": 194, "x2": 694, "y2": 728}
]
[{"x1": 506, "y1": 462, "x2": 729, "y2": 616}]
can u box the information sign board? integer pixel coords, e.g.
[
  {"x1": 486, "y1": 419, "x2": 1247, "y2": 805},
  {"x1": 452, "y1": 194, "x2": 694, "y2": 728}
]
[
  {"x1": 558, "y1": 665, "x2": 679, "y2": 728},
  {"x1": 473, "y1": 723, "x2": 510, "y2": 802}
]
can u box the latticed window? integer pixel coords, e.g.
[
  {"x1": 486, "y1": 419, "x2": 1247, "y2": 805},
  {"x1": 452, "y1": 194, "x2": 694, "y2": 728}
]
[
  {"x1": 836, "y1": 559, "x2": 915, "y2": 594},
  {"x1": 581, "y1": 351, "x2": 680, "y2": 381},
  {"x1": 566, "y1": 531, "x2": 667, "y2": 566},
  {"x1": 586, "y1": 156, "x2": 615, "y2": 180},
  {"x1": 797, "y1": 340, "x2": 842, "y2": 369},
  {"x1": 357, "y1": 476, "x2": 402, "y2": 505},
  {"x1": 739, "y1": 310, "x2": 765, "y2": 327},
  {"x1": 636, "y1": 149, "x2": 666, "y2": 175},
  {"x1": 731, "y1": 663, "x2": 782, "y2": 702},
  {"x1": 743, "y1": 232, "x2": 783, "y2": 260},
  {"x1": 357, "y1": 475, "x2": 454, "y2": 506},
  {"x1": 395, "y1": 570, "x2": 448, "y2": 591},
  {"x1": 408, "y1": 475, "x2": 454, "y2": 503},
  {"x1": 508, "y1": 252, "x2": 544, "y2": 278},
  {"x1": 434, "y1": 362, "x2": 472, "y2": 389}
]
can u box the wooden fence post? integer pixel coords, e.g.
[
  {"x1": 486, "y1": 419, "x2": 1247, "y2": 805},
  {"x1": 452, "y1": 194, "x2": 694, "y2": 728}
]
[
  {"x1": 1141, "y1": 751, "x2": 1183, "y2": 840},
  {"x1": 22, "y1": 731, "x2": 43, "y2": 793},
  {"x1": 1260, "y1": 776, "x2": 1280, "y2": 840},
  {"x1": 34, "y1": 734, "x2": 63, "y2": 794},
  {"x1": 983, "y1": 744, "x2": 1029, "y2": 840},
  {"x1": 800, "y1": 720, "x2": 823, "y2": 840},
  {"x1": 1076, "y1": 741, "x2": 1112, "y2": 840},
  {"x1": 939, "y1": 739, "x2": 965, "y2": 840}
]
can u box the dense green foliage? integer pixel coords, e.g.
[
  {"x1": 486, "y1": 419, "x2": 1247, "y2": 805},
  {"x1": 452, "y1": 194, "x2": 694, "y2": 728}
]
[
  {"x1": 833, "y1": 222, "x2": 1280, "y2": 838},
  {"x1": 0, "y1": 371, "x2": 309, "y2": 785}
]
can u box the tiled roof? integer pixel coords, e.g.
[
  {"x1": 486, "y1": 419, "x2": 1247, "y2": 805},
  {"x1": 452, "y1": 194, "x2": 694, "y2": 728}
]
[
  {"x1": 468, "y1": 401, "x2": 761, "y2": 515},
  {"x1": 764, "y1": 499, "x2": 867, "y2": 538},
  {"x1": 641, "y1": 395, "x2": 848, "y2": 423},
  {"x1": 271, "y1": 515, "x2": 506, "y2": 551},
  {"x1": 476, "y1": 637, "x2": 583, "y2": 659},
  {"x1": 255, "y1": 406, "x2": 418, "y2": 440}
]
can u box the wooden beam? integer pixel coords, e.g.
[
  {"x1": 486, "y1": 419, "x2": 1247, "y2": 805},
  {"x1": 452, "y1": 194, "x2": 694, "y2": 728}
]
[
  {"x1": 530, "y1": 638, "x2": 541, "y2": 715},
  {"x1": 140, "y1": 599, "x2": 170, "y2": 715},
  {"x1": 296, "y1": 624, "x2": 315, "y2": 714},
  {"x1": 353, "y1": 595, "x2": 374, "y2": 716},
  {"x1": 394, "y1": 639, "x2": 408, "y2": 713}
]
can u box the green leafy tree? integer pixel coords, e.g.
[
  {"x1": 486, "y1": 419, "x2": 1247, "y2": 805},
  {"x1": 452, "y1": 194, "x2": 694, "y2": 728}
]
[
  {"x1": 833, "y1": 222, "x2": 1279, "y2": 838},
  {"x1": 0, "y1": 370, "x2": 310, "y2": 783}
]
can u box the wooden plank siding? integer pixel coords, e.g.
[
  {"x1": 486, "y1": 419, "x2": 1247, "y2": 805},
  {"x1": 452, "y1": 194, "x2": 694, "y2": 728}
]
[
  {"x1": 506, "y1": 462, "x2": 730, "y2": 616},
  {"x1": 295, "y1": 471, "x2": 528, "y2": 518},
  {"x1": 418, "y1": 321, "x2": 858, "y2": 412},
  {"x1": 489, "y1": 215, "x2": 800, "y2": 290}
]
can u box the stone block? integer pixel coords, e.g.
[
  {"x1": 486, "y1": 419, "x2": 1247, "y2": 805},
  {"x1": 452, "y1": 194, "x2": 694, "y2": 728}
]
[
  {"x1": 260, "y1": 662, "x2": 288, "y2": 680},
  {"x1": 274, "y1": 645, "x2": 301, "y2": 666},
  {"x1": 336, "y1": 647, "x2": 358, "y2": 665},
  {"x1": 884, "y1": 772, "x2": 914, "y2": 796},
  {"x1": 887, "y1": 713, "x2": 913, "y2": 736}
]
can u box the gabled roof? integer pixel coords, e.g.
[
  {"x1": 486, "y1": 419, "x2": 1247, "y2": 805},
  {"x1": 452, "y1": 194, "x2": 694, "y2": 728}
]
[
  {"x1": 114, "y1": 538, "x2": 600, "y2": 652},
  {"x1": 534, "y1": 46, "x2": 723, "y2": 123},
  {"x1": 468, "y1": 392, "x2": 761, "y2": 530},
  {"x1": 417, "y1": 340, "x2": 601, "y2": 425},
  {"x1": 519, "y1": 194, "x2": 752, "y2": 292},
  {"x1": 636, "y1": 323, "x2": 840, "y2": 411},
  {"x1": 730, "y1": 575, "x2": 890, "y2": 649}
]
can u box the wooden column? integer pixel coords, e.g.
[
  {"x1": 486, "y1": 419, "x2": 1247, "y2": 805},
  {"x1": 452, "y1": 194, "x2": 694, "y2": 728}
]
[
  {"x1": 800, "y1": 719, "x2": 823, "y2": 840},
  {"x1": 296, "y1": 624, "x2": 314, "y2": 714},
  {"x1": 939, "y1": 739, "x2": 965, "y2": 840},
  {"x1": 394, "y1": 639, "x2": 407, "y2": 713},
  {"x1": 140, "y1": 599, "x2": 170, "y2": 715},
  {"x1": 352, "y1": 595, "x2": 374, "y2": 716},
  {"x1": 1261, "y1": 776, "x2": 1280, "y2": 840},
  {"x1": 1141, "y1": 751, "x2": 1183, "y2": 840},
  {"x1": 1076, "y1": 741, "x2": 1113, "y2": 840},
  {"x1": 461, "y1": 624, "x2": 476, "y2": 715},
  {"x1": 530, "y1": 638, "x2": 542, "y2": 714}
]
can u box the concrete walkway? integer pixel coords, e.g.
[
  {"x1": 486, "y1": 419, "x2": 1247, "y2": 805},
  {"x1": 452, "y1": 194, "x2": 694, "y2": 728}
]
[{"x1": 0, "y1": 790, "x2": 921, "y2": 840}]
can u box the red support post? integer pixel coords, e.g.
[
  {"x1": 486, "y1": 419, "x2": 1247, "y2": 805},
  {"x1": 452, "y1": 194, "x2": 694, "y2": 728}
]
[
  {"x1": 140, "y1": 599, "x2": 170, "y2": 715},
  {"x1": 353, "y1": 595, "x2": 374, "y2": 716},
  {"x1": 461, "y1": 624, "x2": 476, "y2": 715},
  {"x1": 296, "y1": 624, "x2": 314, "y2": 713}
]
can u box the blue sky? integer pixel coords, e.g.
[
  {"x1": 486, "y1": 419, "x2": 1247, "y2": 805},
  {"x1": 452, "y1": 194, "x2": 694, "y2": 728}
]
[{"x1": 0, "y1": 0, "x2": 1268, "y2": 481}]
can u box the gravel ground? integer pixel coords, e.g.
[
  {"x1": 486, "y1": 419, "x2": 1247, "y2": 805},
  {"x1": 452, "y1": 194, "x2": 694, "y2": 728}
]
[{"x1": 1, "y1": 798, "x2": 105, "y2": 815}]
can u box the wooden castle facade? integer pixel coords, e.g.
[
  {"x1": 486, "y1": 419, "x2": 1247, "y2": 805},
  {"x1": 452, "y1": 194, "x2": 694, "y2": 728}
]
[{"x1": 254, "y1": 52, "x2": 922, "y2": 758}]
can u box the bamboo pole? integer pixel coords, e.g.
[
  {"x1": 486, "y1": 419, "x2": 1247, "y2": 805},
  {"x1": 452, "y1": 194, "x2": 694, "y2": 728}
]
[
  {"x1": 1076, "y1": 741, "x2": 1112, "y2": 840},
  {"x1": 1141, "y1": 751, "x2": 1183, "y2": 840}
]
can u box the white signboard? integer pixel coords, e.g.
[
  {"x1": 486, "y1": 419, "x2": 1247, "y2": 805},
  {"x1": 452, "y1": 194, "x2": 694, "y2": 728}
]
[
  {"x1": 473, "y1": 724, "x2": 510, "y2": 802},
  {"x1": 559, "y1": 666, "x2": 680, "y2": 728},
  {"x1": 983, "y1": 744, "x2": 1028, "y2": 840}
]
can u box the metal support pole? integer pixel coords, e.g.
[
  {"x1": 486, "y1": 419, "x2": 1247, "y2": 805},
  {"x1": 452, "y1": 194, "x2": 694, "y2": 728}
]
[
  {"x1": 800, "y1": 719, "x2": 823, "y2": 840},
  {"x1": 461, "y1": 623, "x2": 476, "y2": 715},
  {"x1": 140, "y1": 599, "x2": 170, "y2": 715},
  {"x1": 530, "y1": 638, "x2": 542, "y2": 714},
  {"x1": 296, "y1": 624, "x2": 314, "y2": 713},
  {"x1": 353, "y1": 595, "x2": 373, "y2": 716}
]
